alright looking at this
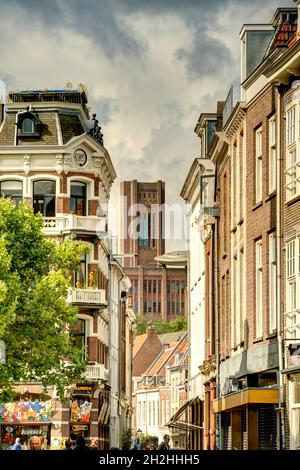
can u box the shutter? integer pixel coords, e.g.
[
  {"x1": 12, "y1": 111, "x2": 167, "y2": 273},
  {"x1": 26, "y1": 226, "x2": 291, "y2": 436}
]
[
  {"x1": 241, "y1": 409, "x2": 247, "y2": 450},
  {"x1": 222, "y1": 413, "x2": 232, "y2": 450},
  {"x1": 259, "y1": 406, "x2": 277, "y2": 449}
]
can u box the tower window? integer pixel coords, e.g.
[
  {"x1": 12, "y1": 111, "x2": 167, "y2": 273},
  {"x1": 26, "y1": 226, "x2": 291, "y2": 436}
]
[
  {"x1": 70, "y1": 181, "x2": 87, "y2": 216},
  {"x1": 0, "y1": 180, "x2": 22, "y2": 206},
  {"x1": 33, "y1": 180, "x2": 56, "y2": 217}
]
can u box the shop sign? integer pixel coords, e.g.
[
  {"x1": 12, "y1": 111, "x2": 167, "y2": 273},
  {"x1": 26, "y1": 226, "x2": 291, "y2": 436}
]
[
  {"x1": 71, "y1": 424, "x2": 88, "y2": 432},
  {"x1": 0, "y1": 400, "x2": 53, "y2": 423},
  {"x1": 71, "y1": 385, "x2": 93, "y2": 397}
]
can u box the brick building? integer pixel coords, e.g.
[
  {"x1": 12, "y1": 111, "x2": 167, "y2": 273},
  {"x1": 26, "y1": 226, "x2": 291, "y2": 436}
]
[
  {"x1": 120, "y1": 180, "x2": 187, "y2": 321},
  {"x1": 0, "y1": 88, "x2": 134, "y2": 449}
]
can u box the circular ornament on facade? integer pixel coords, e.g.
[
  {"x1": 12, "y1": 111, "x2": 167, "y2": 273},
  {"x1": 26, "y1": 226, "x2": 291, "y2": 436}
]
[{"x1": 73, "y1": 148, "x2": 88, "y2": 168}]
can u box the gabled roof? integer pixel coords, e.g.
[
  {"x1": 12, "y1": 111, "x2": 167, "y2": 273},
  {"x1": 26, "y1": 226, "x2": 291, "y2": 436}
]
[
  {"x1": 145, "y1": 343, "x2": 179, "y2": 376},
  {"x1": 133, "y1": 333, "x2": 147, "y2": 358}
]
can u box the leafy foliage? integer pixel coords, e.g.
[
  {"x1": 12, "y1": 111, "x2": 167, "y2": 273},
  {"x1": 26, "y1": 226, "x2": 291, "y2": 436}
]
[
  {"x1": 121, "y1": 429, "x2": 132, "y2": 450},
  {"x1": 140, "y1": 433, "x2": 158, "y2": 449},
  {"x1": 135, "y1": 315, "x2": 187, "y2": 336},
  {"x1": 0, "y1": 198, "x2": 88, "y2": 401}
]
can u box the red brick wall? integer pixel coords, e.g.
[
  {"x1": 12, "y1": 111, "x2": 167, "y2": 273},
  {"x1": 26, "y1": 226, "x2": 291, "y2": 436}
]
[{"x1": 246, "y1": 84, "x2": 277, "y2": 347}]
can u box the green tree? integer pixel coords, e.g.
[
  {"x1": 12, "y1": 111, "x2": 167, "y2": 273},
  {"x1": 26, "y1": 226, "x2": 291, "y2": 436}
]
[
  {"x1": 135, "y1": 315, "x2": 187, "y2": 335},
  {"x1": 0, "y1": 198, "x2": 88, "y2": 402}
]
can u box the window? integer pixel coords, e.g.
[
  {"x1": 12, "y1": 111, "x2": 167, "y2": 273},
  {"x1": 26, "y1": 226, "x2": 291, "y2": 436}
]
[
  {"x1": 286, "y1": 106, "x2": 300, "y2": 201},
  {"x1": 0, "y1": 180, "x2": 22, "y2": 205},
  {"x1": 70, "y1": 181, "x2": 87, "y2": 216},
  {"x1": 287, "y1": 107, "x2": 296, "y2": 146},
  {"x1": 255, "y1": 127, "x2": 263, "y2": 203},
  {"x1": 148, "y1": 280, "x2": 152, "y2": 294},
  {"x1": 269, "y1": 233, "x2": 277, "y2": 332},
  {"x1": 268, "y1": 116, "x2": 276, "y2": 194},
  {"x1": 285, "y1": 239, "x2": 300, "y2": 339},
  {"x1": 149, "y1": 402, "x2": 152, "y2": 427},
  {"x1": 33, "y1": 180, "x2": 56, "y2": 217},
  {"x1": 158, "y1": 280, "x2": 161, "y2": 294},
  {"x1": 255, "y1": 240, "x2": 263, "y2": 338},
  {"x1": 143, "y1": 280, "x2": 147, "y2": 294},
  {"x1": 144, "y1": 301, "x2": 147, "y2": 315},
  {"x1": 22, "y1": 118, "x2": 35, "y2": 134},
  {"x1": 74, "y1": 253, "x2": 87, "y2": 288},
  {"x1": 148, "y1": 301, "x2": 151, "y2": 313},
  {"x1": 158, "y1": 302, "x2": 161, "y2": 314},
  {"x1": 70, "y1": 319, "x2": 86, "y2": 360},
  {"x1": 153, "y1": 280, "x2": 156, "y2": 294},
  {"x1": 153, "y1": 302, "x2": 156, "y2": 313}
]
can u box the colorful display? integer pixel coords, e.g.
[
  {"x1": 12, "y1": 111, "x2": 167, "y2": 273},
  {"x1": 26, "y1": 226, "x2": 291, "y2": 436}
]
[
  {"x1": 70, "y1": 398, "x2": 92, "y2": 422},
  {"x1": 0, "y1": 400, "x2": 53, "y2": 423}
]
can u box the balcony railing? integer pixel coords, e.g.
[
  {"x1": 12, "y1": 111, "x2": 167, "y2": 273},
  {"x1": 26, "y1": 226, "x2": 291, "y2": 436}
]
[
  {"x1": 84, "y1": 364, "x2": 108, "y2": 382},
  {"x1": 67, "y1": 288, "x2": 107, "y2": 305},
  {"x1": 43, "y1": 215, "x2": 105, "y2": 235}
]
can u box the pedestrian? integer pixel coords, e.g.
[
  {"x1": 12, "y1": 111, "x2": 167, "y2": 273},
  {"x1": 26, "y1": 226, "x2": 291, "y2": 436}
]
[
  {"x1": 72, "y1": 435, "x2": 89, "y2": 451},
  {"x1": 64, "y1": 439, "x2": 73, "y2": 450},
  {"x1": 158, "y1": 434, "x2": 170, "y2": 450},
  {"x1": 28, "y1": 435, "x2": 42, "y2": 451},
  {"x1": 12, "y1": 437, "x2": 22, "y2": 451},
  {"x1": 133, "y1": 438, "x2": 142, "y2": 450}
]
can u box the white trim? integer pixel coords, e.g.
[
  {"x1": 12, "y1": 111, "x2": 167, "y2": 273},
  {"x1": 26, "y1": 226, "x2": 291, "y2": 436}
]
[{"x1": 55, "y1": 113, "x2": 63, "y2": 146}]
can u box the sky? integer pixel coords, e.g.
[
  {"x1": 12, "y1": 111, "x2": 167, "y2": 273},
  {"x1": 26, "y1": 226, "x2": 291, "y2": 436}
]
[{"x1": 0, "y1": 0, "x2": 295, "y2": 250}]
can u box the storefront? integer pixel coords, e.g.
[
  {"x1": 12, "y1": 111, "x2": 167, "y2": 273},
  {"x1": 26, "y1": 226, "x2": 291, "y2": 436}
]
[
  {"x1": 0, "y1": 399, "x2": 53, "y2": 450},
  {"x1": 69, "y1": 385, "x2": 93, "y2": 442}
]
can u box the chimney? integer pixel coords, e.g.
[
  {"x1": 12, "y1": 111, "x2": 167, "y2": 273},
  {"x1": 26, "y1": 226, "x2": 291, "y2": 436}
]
[{"x1": 147, "y1": 327, "x2": 157, "y2": 338}]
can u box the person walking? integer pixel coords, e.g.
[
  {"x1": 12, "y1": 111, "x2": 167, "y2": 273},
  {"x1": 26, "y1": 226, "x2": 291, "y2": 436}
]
[
  {"x1": 72, "y1": 435, "x2": 89, "y2": 451},
  {"x1": 158, "y1": 434, "x2": 170, "y2": 450},
  {"x1": 28, "y1": 435, "x2": 42, "y2": 451},
  {"x1": 12, "y1": 438, "x2": 22, "y2": 451},
  {"x1": 133, "y1": 438, "x2": 142, "y2": 450}
]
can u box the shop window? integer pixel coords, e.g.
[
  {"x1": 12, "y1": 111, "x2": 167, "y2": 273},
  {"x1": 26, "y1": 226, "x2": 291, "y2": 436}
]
[
  {"x1": 0, "y1": 180, "x2": 22, "y2": 206},
  {"x1": 33, "y1": 180, "x2": 56, "y2": 217},
  {"x1": 70, "y1": 181, "x2": 87, "y2": 216}
]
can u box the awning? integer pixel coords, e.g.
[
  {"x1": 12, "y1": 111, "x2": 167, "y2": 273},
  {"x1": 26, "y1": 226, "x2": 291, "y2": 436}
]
[
  {"x1": 212, "y1": 387, "x2": 279, "y2": 413},
  {"x1": 167, "y1": 396, "x2": 203, "y2": 431}
]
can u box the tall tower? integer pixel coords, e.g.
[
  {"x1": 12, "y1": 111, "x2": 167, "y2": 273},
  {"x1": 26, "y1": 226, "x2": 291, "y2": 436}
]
[
  {"x1": 120, "y1": 180, "x2": 165, "y2": 268},
  {"x1": 120, "y1": 180, "x2": 186, "y2": 321}
]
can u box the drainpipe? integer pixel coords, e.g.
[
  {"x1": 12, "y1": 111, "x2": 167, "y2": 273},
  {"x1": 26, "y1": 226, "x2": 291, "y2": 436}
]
[
  {"x1": 276, "y1": 85, "x2": 285, "y2": 450},
  {"x1": 214, "y1": 212, "x2": 220, "y2": 450},
  {"x1": 118, "y1": 272, "x2": 126, "y2": 448}
]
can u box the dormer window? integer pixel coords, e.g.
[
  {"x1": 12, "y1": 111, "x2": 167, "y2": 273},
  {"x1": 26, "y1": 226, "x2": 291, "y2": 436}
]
[{"x1": 17, "y1": 107, "x2": 40, "y2": 137}]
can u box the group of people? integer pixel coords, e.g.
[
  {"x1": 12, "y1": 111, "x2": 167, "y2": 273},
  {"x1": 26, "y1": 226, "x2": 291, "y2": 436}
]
[
  {"x1": 133, "y1": 434, "x2": 170, "y2": 451},
  {"x1": 10, "y1": 435, "x2": 95, "y2": 451},
  {"x1": 10, "y1": 435, "x2": 45, "y2": 451}
]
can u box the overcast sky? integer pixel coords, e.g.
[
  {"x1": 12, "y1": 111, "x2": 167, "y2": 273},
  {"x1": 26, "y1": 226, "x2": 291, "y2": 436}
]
[{"x1": 0, "y1": 0, "x2": 295, "y2": 249}]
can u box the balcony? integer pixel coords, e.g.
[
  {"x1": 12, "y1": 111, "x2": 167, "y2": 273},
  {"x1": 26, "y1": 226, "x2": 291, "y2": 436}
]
[
  {"x1": 84, "y1": 364, "x2": 108, "y2": 382},
  {"x1": 43, "y1": 215, "x2": 106, "y2": 235},
  {"x1": 67, "y1": 288, "x2": 107, "y2": 306}
]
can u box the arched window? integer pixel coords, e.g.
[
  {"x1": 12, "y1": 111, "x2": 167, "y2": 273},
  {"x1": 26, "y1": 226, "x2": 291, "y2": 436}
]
[
  {"x1": 33, "y1": 180, "x2": 56, "y2": 217},
  {"x1": 70, "y1": 181, "x2": 87, "y2": 216},
  {"x1": 70, "y1": 318, "x2": 86, "y2": 361},
  {"x1": 22, "y1": 118, "x2": 35, "y2": 134},
  {"x1": 0, "y1": 180, "x2": 22, "y2": 205}
]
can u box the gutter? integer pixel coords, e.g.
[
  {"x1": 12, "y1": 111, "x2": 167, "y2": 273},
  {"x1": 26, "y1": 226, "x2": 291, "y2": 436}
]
[{"x1": 275, "y1": 85, "x2": 285, "y2": 450}]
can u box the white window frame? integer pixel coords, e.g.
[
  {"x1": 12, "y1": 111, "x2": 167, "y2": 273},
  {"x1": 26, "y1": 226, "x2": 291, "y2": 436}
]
[
  {"x1": 286, "y1": 105, "x2": 300, "y2": 202},
  {"x1": 255, "y1": 240, "x2": 263, "y2": 338},
  {"x1": 268, "y1": 115, "x2": 276, "y2": 194},
  {"x1": 285, "y1": 239, "x2": 300, "y2": 340},
  {"x1": 269, "y1": 233, "x2": 277, "y2": 333},
  {"x1": 255, "y1": 127, "x2": 263, "y2": 203}
]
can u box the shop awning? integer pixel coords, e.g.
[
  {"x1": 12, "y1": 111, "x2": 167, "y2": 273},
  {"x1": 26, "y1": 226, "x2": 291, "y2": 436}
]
[
  {"x1": 166, "y1": 396, "x2": 203, "y2": 431},
  {"x1": 212, "y1": 387, "x2": 279, "y2": 413}
]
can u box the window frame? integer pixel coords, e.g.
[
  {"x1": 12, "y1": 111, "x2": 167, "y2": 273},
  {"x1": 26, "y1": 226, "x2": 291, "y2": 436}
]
[
  {"x1": 255, "y1": 127, "x2": 263, "y2": 203},
  {"x1": 33, "y1": 179, "x2": 56, "y2": 217}
]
